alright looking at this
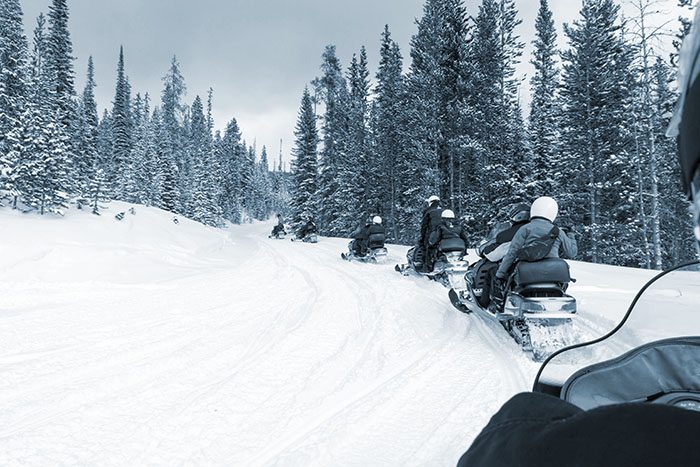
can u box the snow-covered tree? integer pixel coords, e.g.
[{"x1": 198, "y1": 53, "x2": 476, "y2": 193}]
[
  {"x1": 110, "y1": 46, "x2": 132, "y2": 195},
  {"x1": 528, "y1": 0, "x2": 560, "y2": 196},
  {"x1": 559, "y1": 0, "x2": 640, "y2": 266},
  {"x1": 290, "y1": 87, "x2": 318, "y2": 224}
]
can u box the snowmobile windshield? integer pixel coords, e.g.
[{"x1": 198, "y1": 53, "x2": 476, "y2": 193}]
[{"x1": 533, "y1": 262, "x2": 700, "y2": 410}]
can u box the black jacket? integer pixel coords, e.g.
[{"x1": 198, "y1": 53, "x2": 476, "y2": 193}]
[
  {"x1": 367, "y1": 224, "x2": 386, "y2": 248},
  {"x1": 420, "y1": 202, "x2": 443, "y2": 244},
  {"x1": 458, "y1": 392, "x2": 700, "y2": 467},
  {"x1": 428, "y1": 220, "x2": 468, "y2": 248}
]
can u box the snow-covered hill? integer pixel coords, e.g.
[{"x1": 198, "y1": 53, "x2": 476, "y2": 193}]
[{"x1": 0, "y1": 203, "x2": 656, "y2": 466}]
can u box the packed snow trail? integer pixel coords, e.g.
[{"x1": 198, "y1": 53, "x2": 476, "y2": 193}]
[{"x1": 0, "y1": 204, "x2": 653, "y2": 466}]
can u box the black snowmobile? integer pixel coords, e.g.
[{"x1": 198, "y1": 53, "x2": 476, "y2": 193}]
[
  {"x1": 292, "y1": 233, "x2": 318, "y2": 243},
  {"x1": 533, "y1": 261, "x2": 700, "y2": 411},
  {"x1": 292, "y1": 221, "x2": 319, "y2": 243},
  {"x1": 451, "y1": 257, "x2": 577, "y2": 361},
  {"x1": 269, "y1": 227, "x2": 287, "y2": 239},
  {"x1": 396, "y1": 238, "x2": 470, "y2": 289},
  {"x1": 342, "y1": 240, "x2": 388, "y2": 264}
]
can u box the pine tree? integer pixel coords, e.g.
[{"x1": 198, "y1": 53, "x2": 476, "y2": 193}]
[
  {"x1": 188, "y1": 95, "x2": 221, "y2": 226},
  {"x1": 372, "y1": 26, "x2": 405, "y2": 240},
  {"x1": 111, "y1": 46, "x2": 132, "y2": 196},
  {"x1": 75, "y1": 56, "x2": 98, "y2": 202},
  {"x1": 161, "y1": 56, "x2": 187, "y2": 214},
  {"x1": 154, "y1": 107, "x2": 180, "y2": 212},
  {"x1": 0, "y1": 0, "x2": 29, "y2": 170},
  {"x1": 314, "y1": 45, "x2": 351, "y2": 235},
  {"x1": 528, "y1": 0, "x2": 560, "y2": 196},
  {"x1": 45, "y1": 0, "x2": 77, "y2": 192},
  {"x1": 290, "y1": 87, "x2": 318, "y2": 224},
  {"x1": 560, "y1": 0, "x2": 640, "y2": 266},
  {"x1": 249, "y1": 145, "x2": 273, "y2": 220},
  {"x1": 219, "y1": 118, "x2": 245, "y2": 223}
]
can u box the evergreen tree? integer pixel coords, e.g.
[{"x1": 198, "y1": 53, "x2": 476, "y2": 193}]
[
  {"x1": 315, "y1": 45, "x2": 350, "y2": 235},
  {"x1": 188, "y1": 95, "x2": 221, "y2": 226},
  {"x1": 290, "y1": 87, "x2": 318, "y2": 224},
  {"x1": 219, "y1": 118, "x2": 245, "y2": 223},
  {"x1": 45, "y1": 0, "x2": 77, "y2": 189},
  {"x1": 75, "y1": 56, "x2": 98, "y2": 201},
  {"x1": 372, "y1": 26, "x2": 405, "y2": 240},
  {"x1": 0, "y1": 0, "x2": 29, "y2": 168},
  {"x1": 110, "y1": 46, "x2": 132, "y2": 196},
  {"x1": 249, "y1": 145, "x2": 273, "y2": 220},
  {"x1": 528, "y1": 0, "x2": 560, "y2": 196},
  {"x1": 559, "y1": 0, "x2": 640, "y2": 265},
  {"x1": 161, "y1": 56, "x2": 187, "y2": 214},
  {"x1": 154, "y1": 107, "x2": 180, "y2": 212}
]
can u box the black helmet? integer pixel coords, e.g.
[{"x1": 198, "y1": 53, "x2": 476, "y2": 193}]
[
  {"x1": 508, "y1": 203, "x2": 531, "y2": 223},
  {"x1": 668, "y1": 8, "x2": 700, "y2": 239}
]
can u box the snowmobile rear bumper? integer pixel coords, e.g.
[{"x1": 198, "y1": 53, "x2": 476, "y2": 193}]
[{"x1": 503, "y1": 293, "x2": 577, "y2": 319}]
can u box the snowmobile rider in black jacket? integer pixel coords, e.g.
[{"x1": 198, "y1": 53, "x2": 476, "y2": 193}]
[
  {"x1": 489, "y1": 196, "x2": 577, "y2": 313},
  {"x1": 351, "y1": 216, "x2": 385, "y2": 256},
  {"x1": 479, "y1": 203, "x2": 531, "y2": 262},
  {"x1": 458, "y1": 10, "x2": 700, "y2": 465},
  {"x1": 420, "y1": 195, "x2": 444, "y2": 271},
  {"x1": 297, "y1": 217, "x2": 317, "y2": 240},
  {"x1": 271, "y1": 214, "x2": 286, "y2": 237},
  {"x1": 428, "y1": 209, "x2": 468, "y2": 254}
]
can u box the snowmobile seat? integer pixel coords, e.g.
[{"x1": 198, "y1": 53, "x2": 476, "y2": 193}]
[
  {"x1": 439, "y1": 238, "x2": 466, "y2": 253},
  {"x1": 514, "y1": 258, "x2": 571, "y2": 287},
  {"x1": 368, "y1": 233, "x2": 386, "y2": 249}
]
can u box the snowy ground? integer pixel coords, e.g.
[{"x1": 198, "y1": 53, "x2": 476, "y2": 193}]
[{"x1": 0, "y1": 203, "x2": 656, "y2": 466}]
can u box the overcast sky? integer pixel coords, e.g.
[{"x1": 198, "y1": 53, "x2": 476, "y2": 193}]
[{"x1": 20, "y1": 0, "x2": 684, "y2": 167}]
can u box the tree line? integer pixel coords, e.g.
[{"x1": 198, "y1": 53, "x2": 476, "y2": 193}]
[
  {"x1": 0, "y1": 0, "x2": 289, "y2": 227},
  {"x1": 290, "y1": 0, "x2": 696, "y2": 269}
]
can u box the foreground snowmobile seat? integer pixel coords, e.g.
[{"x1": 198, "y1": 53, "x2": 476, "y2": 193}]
[
  {"x1": 439, "y1": 238, "x2": 466, "y2": 254},
  {"x1": 562, "y1": 337, "x2": 700, "y2": 411},
  {"x1": 514, "y1": 258, "x2": 571, "y2": 288}
]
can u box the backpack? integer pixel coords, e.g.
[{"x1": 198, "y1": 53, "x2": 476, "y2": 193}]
[{"x1": 516, "y1": 226, "x2": 560, "y2": 262}]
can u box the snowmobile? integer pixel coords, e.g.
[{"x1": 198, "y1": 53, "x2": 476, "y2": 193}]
[
  {"x1": 451, "y1": 257, "x2": 578, "y2": 361},
  {"x1": 341, "y1": 240, "x2": 388, "y2": 264},
  {"x1": 268, "y1": 230, "x2": 287, "y2": 240},
  {"x1": 291, "y1": 233, "x2": 318, "y2": 243},
  {"x1": 533, "y1": 261, "x2": 700, "y2": 412},
  {"x1": 396, "y1": 239, "x2": 470, "y2": 289}
]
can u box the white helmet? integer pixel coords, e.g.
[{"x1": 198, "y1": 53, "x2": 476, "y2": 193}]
[
  {"x1": 530, "y1": 196, "x2": 559, "y2": 222},
  {"x1": 441, "y1": 209, "x2": 455, "y2": 219},
  {"x1": 372, "y1": 216, "x2": 382, "y2": 225},
  {"x1": 427, "y1": 195, "x2": 440, "y2": 205}
]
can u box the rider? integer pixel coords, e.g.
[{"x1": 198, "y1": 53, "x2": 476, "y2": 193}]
[
  {"x1": 479, "y1": 203, "x2": 531, "y2": 262},
  {"x1": 489, "y1": 197, "x2": 577, "y2": 313},
  {"x1": 297, "y1": 216, "x2": 317, "y2": 240},
  {"x1": 351, "y1": 216, "x2": 372, "y2": 256},
  {"x1": 428, "y1": 209, "x2": 469, "y2": 256},
  {"x1": 473, "y1": 203, "x2": 530, "y2": 307},
  {"x1": 420, "y1": 195, "x2": 444, "y2": 271},
  {"x1": 458, "y1": 10, "x2": 700, "y2": 465},
  {"x1": 270, "y1": 214, "x2": 286, "y2": 238},
  {"x1": 351, "y1": 216, "x2": 386, "y2": 256}
]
